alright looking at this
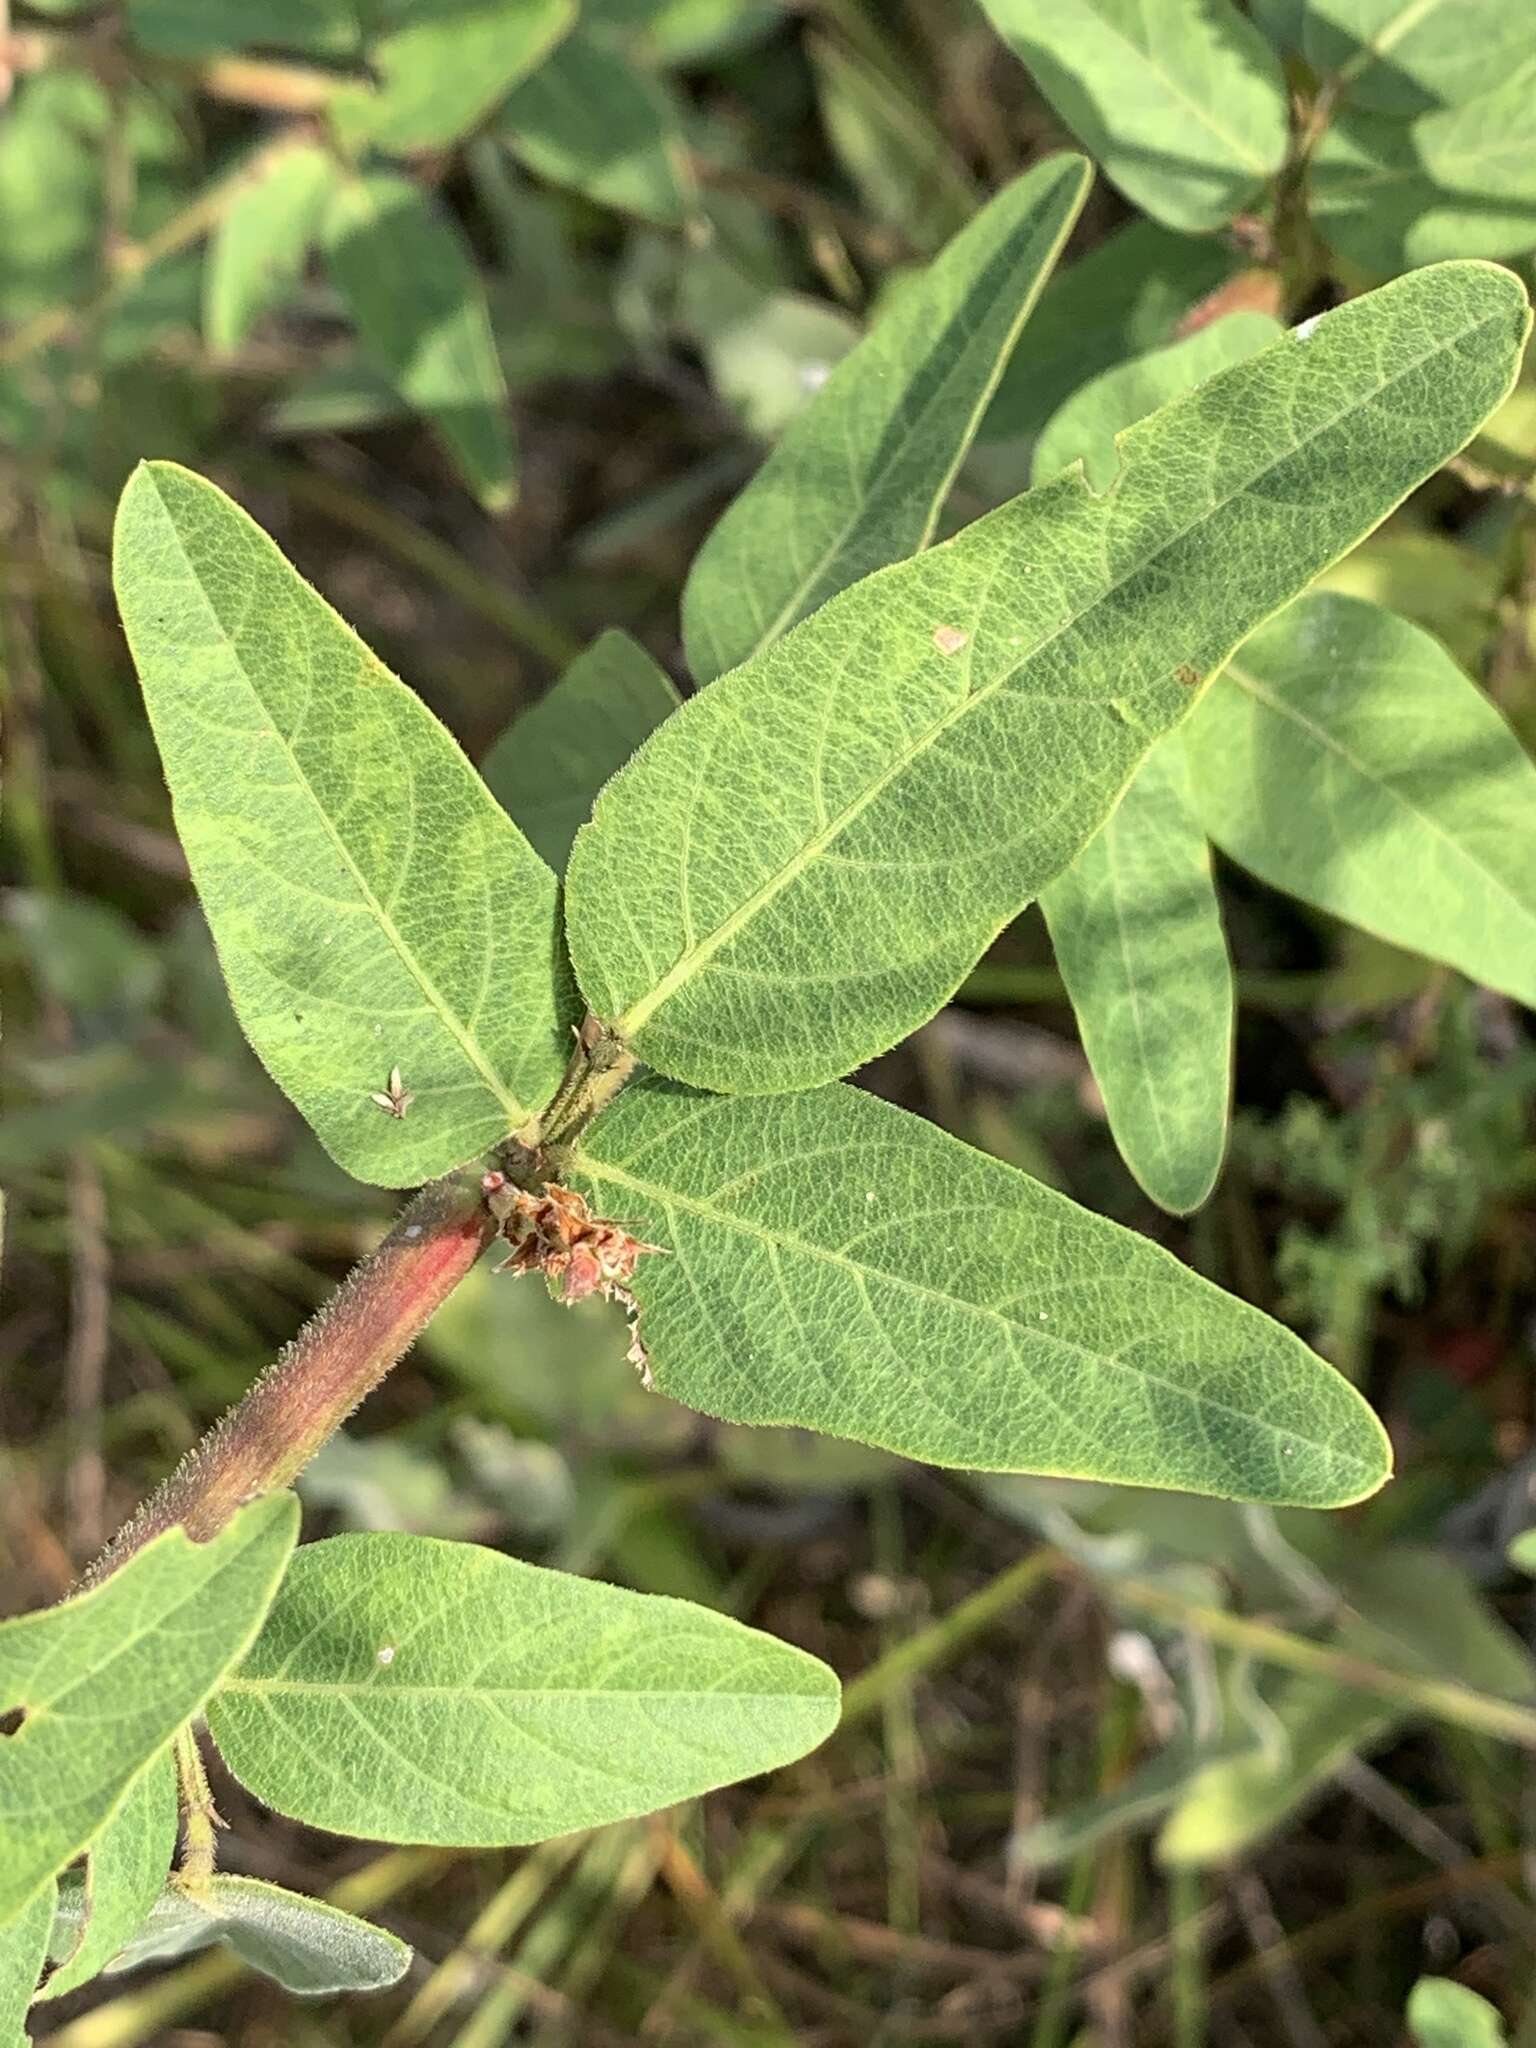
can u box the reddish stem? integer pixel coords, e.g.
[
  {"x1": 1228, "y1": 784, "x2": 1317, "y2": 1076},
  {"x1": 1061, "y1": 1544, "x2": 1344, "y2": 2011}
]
[{"x1": 84, "y1": 1170, "x2": 495, "y2": 1583}]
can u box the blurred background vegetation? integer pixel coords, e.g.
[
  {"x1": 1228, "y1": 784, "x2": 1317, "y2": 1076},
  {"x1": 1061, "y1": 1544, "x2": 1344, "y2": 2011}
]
[{"x1": 4, "y1": 2, "x2": 1536, "y2": 2043}]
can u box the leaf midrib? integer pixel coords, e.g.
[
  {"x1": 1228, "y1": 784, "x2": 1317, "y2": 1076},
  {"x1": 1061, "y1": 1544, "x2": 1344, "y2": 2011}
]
[
  {"x1": 616, "y1": 298, "x2": 1503, "y2": 1042},
  {"x1": 1065, "y1": 0, "x2": 1275, "y2": 176},
  {"x1": 149, "y1": 475, "x2": 527, "y2": 1126},
  {"x1": 580, "y1": 1151, "x2": 1374, "y2": 1481},
  {"x1": 1224, "y1": 654, "x2": 1536, "y2": 935},
  {"x1": 218, "y1": 1677, "x2": 820, "y2": 1705}
]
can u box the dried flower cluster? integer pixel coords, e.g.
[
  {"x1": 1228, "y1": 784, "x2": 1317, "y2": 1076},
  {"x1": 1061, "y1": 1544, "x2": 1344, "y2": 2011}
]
[{"x1": 481, "y1": 1172, "x2": 663, "y2": 1383}]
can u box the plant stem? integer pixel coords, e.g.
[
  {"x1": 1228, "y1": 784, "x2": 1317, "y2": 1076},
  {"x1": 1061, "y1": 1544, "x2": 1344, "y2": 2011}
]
[
  {"x1": 173, "y1": 1726, "x2": 220, "y2": 1891},
  {"x1": 84, "y1": 1168, "x2": 496, "y2": 1582}
]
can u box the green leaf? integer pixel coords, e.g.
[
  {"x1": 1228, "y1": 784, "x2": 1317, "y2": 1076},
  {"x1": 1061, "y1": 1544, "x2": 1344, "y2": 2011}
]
[
  {"x1": 807, "y1": 30, "x2": 978, "y2": 255},
  {"x1": 1408, "y1": 1978, "x2": 1510, "y2": 2048},
  {"x1": 331, "y1": 0, "x2": 575, "y2": 155},
  {"x1": 566, "y1": 263, "x2": 1530, "y2": 1096},
  {"x1": 572, "y1": 1078, "x2": 1391, "y2": 1507},
  {"x1": 1302, "y1": 0, "x2": 1536, "y2": 114},
  {"x1": 125, "y1": 0, "x2": 358, "y2": 59},
  {"x1": 979, "y1": 218, "x2": 1235, "y2": 448},
  {"x1": 206, "y1": 1532, "x2": 840, "y2": 1844},
  {"x1": 1508, "y1": 1528, "x2": 1536, "y2": 1575},
  {"x1": 322, "y1": 172, "x2": 517, "y2": 511},
  {"x1": 1031, "y1": 312, "x2": 1285, "y2": 491},
  {"x1": 0, "y1": 1884, "x2": 52, "y2": 2038},
  {"x1": 51, "y1": 1874, "x2": 410, "y2": 1996},
  {"x1": 0, "y1": 1494, "x2": 297, "y2": 1929},
  {"x1": 36, "y1": 1749, "x2": 177, "y2": 2001},
  {"x1": 203, "y1": 142, "x2": 339, "y2": 358},
  {"x1": 113, "y1": 462, "x2": 572, "y2": 1187},
  {"x1": 1029, "y1": 316, "x2": 1279, "y2": 1212},
  {"x1": 499, "y1": 26, "x2": 696, "y2": 227},
  {"x1": 1183, "y1": 592, "x2": 1536, "y2": 1010},
  {"x1": 1311, "y1": 68, "x2": 1536, "y2": 273},
  {"x1": 978, "y1": 0, "x2": 1289, "y2": 232},
  {"x1": 481, "y1": 630, "x2": 681, "y2": 871},
  {"x1": 681, "y1": 154, "x2": 1091, "y2": 684},
  {"x1": 1041, "y1": 739, "x2": 1232, "y2": 1214}
]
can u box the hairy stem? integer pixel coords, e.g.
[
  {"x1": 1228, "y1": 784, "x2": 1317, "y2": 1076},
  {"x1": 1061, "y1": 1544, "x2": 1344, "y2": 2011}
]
[{"x1": 83, "y1": 1169, "x2": 496, "y2": 1583}]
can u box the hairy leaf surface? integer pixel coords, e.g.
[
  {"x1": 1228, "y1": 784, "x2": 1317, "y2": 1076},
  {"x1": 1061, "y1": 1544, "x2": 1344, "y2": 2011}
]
[
  {"x1": 682, "y1": 154, "x2": 1091, "y2": 684},
  {"x1": 114, "y1": 463, "x2": 573, "y2": 1186},
  {"x1": 566, "y1": 263, "x2": 1529, "y2": 1096},
  {"x1": 0, "y1": 1494, "x2": 296, "y2": 1929},
  {"x1": 322, "y1": 173, "x2": 516, "y2": 510},
  {"x1": 1041, "y1": 741, "x2": 1231, "y2": 1214},
  {"x1": 1184, "y1": 593, "x2": 1536, "y2": 1009},
  {"x1": 572, "y1": 1079, "x2": 1390, "y2": 1507},
  {"x1": 207, "y1": 1533, "x2": 840, "y2": 1844},
  {"x1": 482, "y1": 630, "x2": 681, "y2": 871},
  {"x1": 978, "y1": 0, "x2": 1288, "y2": 232},
  {"x1": 36, "y1": 1749, "x2": 177, "y2": 2001},
  {"x1": 0, "y1": 1884, "x2": 51, "y2": 2039}
]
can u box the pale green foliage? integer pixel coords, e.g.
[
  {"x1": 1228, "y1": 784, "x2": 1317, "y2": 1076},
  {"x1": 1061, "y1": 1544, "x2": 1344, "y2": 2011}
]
[
  {"x1": 203, "y1": 142, "x2": 338, "y2": 358},
  {"x1": 1185, "y1": 593, "x2": 1536, "y2": 1010},
  {"x1": 1408, "y1": 1978, "x2": 1511, "y2": 2048},
  {"x1": 113, "y1": 462, "x2": 574, "y2": 1187},
  {"x1": 0, "y1": 1494, "x2": 296, "y2": 1928},
  {"x1": 206, "y1": 1533, "x2": 840, "y2": 1843},
  {"x1": 0, "y1": 1885, "x2": 52, "y2": 2044},
  {"x1": 682, "y1": 155, "x2": 1091, "y2": 684},
  {"x1": 329, "y1": 0, "x2": 576, "y2": 155},
  {"x1": 35, "y1": 1749, "x2": 177, "y2": 2001},
  {"x1": 481, "y1": 630, "x2": 681, "y2": 871},
  {"x1": 571, "y1": 1078, "x2": 1390, "y2": 1506},
  {"x1": 567, "y1": 264, "x2": 1529, "y2": 1096},
  {"x1": 1041, "y1": 740, "x2": 1231, "y2": 1214},
  {"x1": 322, "y1": 174, "x2": 516, "y2": 511},
  {"x1": 1031, "y1": 313, "x2": 1284, "y2": 491},
  {"x1": 50, "y1": 1875, "x2": 410, "y2": 1997},
  {"x1": 500, "y1": 26, "x2": 696, "y2": 227},
  {"x1": 1300, "y1": 0, "x2": 1536, "y2": 113},
  {"x1": 1312, "y1": 68, "x2": 1536, "y2": 272},
  {"x1": 978, "y1": 0, "x2": 1288, "y2": 232}
]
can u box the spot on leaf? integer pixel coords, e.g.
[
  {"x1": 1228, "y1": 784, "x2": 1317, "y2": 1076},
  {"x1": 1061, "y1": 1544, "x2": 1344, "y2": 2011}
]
[{"x1": 931, "y1": 625, "x2": 969, "y2": 656}]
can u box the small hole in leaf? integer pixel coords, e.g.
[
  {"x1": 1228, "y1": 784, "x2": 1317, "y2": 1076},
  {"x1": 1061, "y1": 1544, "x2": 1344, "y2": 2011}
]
[{"x1": 0, "y1": 1705, "x2": 28, "y2": 1737}]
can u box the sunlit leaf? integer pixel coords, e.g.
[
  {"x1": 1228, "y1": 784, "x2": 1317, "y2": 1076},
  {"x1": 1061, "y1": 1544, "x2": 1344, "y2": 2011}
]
[
  {"x1": 207, "y1": 1533, "x2": 840, "y2": 1844},
  {"x1": 36, "y1": 1750, "x2": 177, "y2": 2001},
  {"x1": 481, "y1": 630, "x2": 681, "y2": 872},
  {"x1": 682, "y1": 155, "x2": 1090, "y2": 684},
  {"x1": 1184, "y1": 593, "x2": 1536, "y2": 1010},
  {"x1": 0, "y1": 1494, "x2": 297, "y2": 1929},
  {"x1": 113, "y1": 463, "x2": 574, "y2": 1186},
  {"x1": 1302, "y1": 0, "x2": 1536, "y2": 114},
  {"x1": 567, "y1": 264, "x2": 1529, "y2": 1096},
  {"x1": 1408, "y1": 1978, "x2": 1511, "y2": 2048},
  {"x1": 204, "y1": 142, "x2": 339, "y2": 358},
  {"x1": 572, "y1": 1077, "x2": 1390, "y2": 1507},
  {"x1": 0, "y1": 1885, "x2": 52, "y2": 2037},
  {"x1": 330, "y1": 0, "x2": 575, "y2": 155},
  {"x1": 978, "y1": 0, "x2": 1288, "y2": 231}
]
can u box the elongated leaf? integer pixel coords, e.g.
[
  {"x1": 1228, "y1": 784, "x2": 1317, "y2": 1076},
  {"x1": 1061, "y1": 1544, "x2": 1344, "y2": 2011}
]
[
  {"x1": 1031, "y1": 312, "x2": 1284, "y2": 490},
  {"x1": 1302, "y1": 0, "x2": 1536, "y2": 114},
  {"x1": 482, "y1": 630, "x2": 681, "y2": 871},
  {"x1": 1031, "y1": 315, "x2": 1277, "y2": 1212},
  {"x1": 51, "y1": 1875, "x2": 410, "y2": 1995},
  {"x1": 125, "y1": 0, "x2": 355, "y2": 58},
  {"x1": 572, "y1": 1078, "x2": 1390, "y2": 1506},
  {"x1": 567, "y1": 264, "x2": 1529, "y2": 1097},
  {"x1": 978, "y1": 0, "x2": 1288, "y2": 232},
  {"x1": 1041, "y1": 740, "x2": 1232, "y2": 1214},
  {"x1": 807, "y1": 30, "x2": 978, "y2": 255},
  {"x1": 36, "y1": 1749, "x2": 177, "y2": 2001},
  {"x1": 1408, "y1": 1979, "x2": 1510, "y2": 2048},
  {"x1": 1311, "y1": 66, "x2": 1536, "y2": 273},
  {"x1": 207, "y1": 1532, "x2": 840, "y2": 1844},
  {"x1": 322, "y1": 173, "x2": 516, "y2": 511},
  {"x1": 203, "y1": 141, "x2": 338, "y2": 358},
  {"x1": 499, "y1": 26, "x2": 696, "y2": 227},
  {"x1": 113, "y1": 462, "x2": 572, "y2": 1186},
  {"x1": 0, "y1": 1885, "x2": 52, "y2": 2037},
  {"x1": 980, "y1": 218, "x2": 1234, "y2": 447},
  {"x1": 0, "y1": 1494, "x2": 297, "y2": 1928},
  {"x1": 1183, "y1": 593, "x2": 1536, "y2": 1009},
  {"x1": 331, "y1": 0, "x2": 575, "y2": 154},
  {"x1": 682, "y1": 154, "x2": 1091, "y2": 685}
]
